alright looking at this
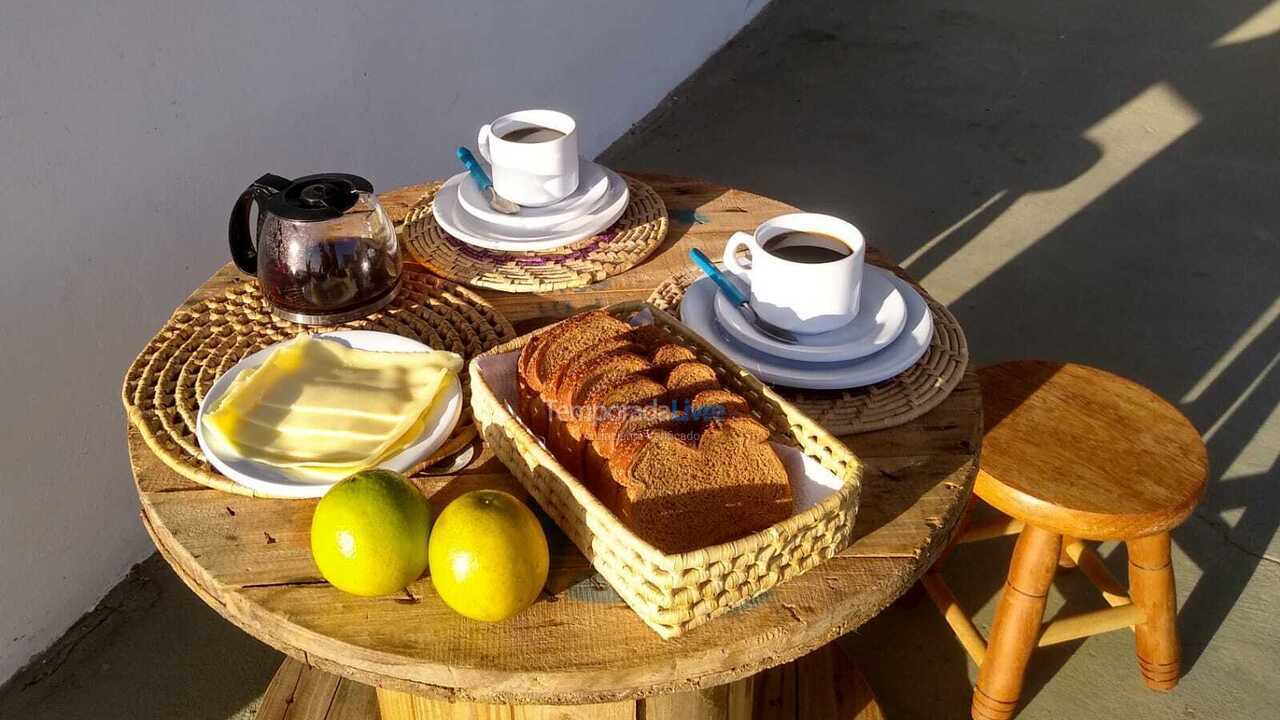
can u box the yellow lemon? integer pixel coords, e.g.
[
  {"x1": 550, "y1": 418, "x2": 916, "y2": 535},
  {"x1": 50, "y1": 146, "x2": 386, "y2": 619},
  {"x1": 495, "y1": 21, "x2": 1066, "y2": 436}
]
[
  {"x1": 428, "y1": 490, "x2": 550, "y2": 622},
  {"x1": 310, "y1": 469, "x2": 433, "y2": 597}
]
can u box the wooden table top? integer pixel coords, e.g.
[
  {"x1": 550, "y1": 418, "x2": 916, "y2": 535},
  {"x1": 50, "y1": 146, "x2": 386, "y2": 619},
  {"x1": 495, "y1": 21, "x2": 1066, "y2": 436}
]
[{"x1": 128, "y1": 173, "x2": 981, "y2": 705}]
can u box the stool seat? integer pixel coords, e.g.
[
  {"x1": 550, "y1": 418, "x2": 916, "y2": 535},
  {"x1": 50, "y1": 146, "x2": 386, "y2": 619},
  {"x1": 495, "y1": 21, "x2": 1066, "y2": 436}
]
[{"x1": 977, "y1": 361, "x2": 1206, "y2": 540}]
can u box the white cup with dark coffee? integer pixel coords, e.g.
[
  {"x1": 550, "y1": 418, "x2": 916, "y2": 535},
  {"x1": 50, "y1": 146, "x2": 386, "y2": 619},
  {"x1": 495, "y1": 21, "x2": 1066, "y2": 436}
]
[
  {"x1": 477, "y1": 109, "x2": 579, "y2": 207},
  {"x1": 721, "y1": 213, "x2": 866, "y2": 334}
]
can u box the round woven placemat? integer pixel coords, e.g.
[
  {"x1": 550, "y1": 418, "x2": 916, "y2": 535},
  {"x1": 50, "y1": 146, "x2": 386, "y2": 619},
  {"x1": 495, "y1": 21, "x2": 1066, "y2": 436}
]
[
  {"x1": 647, "y1": 263, "x2": 969, "y2": 435},
  {"x1": 401, "y1": 175, "x2": 668, "y2": 293},
  {"x1": 122, "y1": 265, "x2": 516, "y2": 497}
]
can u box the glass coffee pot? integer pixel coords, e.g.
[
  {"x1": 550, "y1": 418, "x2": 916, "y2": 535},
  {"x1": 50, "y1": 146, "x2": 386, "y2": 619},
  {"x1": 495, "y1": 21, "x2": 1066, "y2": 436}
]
[{"x1": 229, "y1": 173, "x2": 402, "y2": 324}]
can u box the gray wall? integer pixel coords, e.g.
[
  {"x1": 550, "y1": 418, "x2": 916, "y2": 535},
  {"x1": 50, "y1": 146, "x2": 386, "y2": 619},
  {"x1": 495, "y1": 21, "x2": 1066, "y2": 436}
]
[{"x1": 0, "y1": 0, "x2": 765, "y2": 682}]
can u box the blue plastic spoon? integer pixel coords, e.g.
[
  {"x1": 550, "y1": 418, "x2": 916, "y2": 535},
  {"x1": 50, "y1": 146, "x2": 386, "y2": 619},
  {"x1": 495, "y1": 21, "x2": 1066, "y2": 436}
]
[
  {"x1": 456, "y1": 147, "x2": 519, "y2": 215},
  {"x1": 689, "y1": 248, "x2": 798, "y2": 345}
]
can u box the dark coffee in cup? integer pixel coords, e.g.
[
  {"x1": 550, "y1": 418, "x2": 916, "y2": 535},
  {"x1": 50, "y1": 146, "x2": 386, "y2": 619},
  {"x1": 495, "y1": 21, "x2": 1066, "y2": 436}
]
[
  {"x1": 498, "y1": 126, "x2": 567, "y2": 144},
  {"x1": 762, "y1": 231, "x2": 853, "y2": 264}
]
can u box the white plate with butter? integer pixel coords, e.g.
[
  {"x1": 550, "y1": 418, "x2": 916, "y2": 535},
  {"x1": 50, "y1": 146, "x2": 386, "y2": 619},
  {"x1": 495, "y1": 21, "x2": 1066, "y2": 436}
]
[{"x1": 196, "y1": 331, "x2": 463, "y2": 499}]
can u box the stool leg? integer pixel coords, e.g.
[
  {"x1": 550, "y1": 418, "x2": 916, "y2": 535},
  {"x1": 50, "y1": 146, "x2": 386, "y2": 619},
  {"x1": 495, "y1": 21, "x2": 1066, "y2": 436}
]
[
  {"x1": 1127, "y1": 532, "x2": 1180, "y2": 691},
  {"x1": 972, "y1": 524, "x2": 1061, "y2": 720},
  {"x1": 1057, "y1": 536, "x2": 1078, "y2": 569}
]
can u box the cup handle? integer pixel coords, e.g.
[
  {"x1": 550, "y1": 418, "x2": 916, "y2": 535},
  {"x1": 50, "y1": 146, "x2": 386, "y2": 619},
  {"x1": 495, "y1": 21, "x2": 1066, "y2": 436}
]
[
  {"x1": 722, "y1": 231, "x2": 757, "y2": 280},
  {"x1": 477, "y1": 123, "x2": 494, "y2": 164}
]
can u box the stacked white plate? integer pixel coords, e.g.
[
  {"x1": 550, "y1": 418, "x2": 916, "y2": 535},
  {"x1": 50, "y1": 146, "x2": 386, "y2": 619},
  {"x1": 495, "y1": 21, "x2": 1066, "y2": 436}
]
[
  {"x1": 679, "y1": 267, "x2": 935, "y2": 390},
  {"x1": 432, "y1": 159, "x2": 630, "y2": 252},
  {"x1": 196, "y1": 331, "x2": 463, "y2": 498}
]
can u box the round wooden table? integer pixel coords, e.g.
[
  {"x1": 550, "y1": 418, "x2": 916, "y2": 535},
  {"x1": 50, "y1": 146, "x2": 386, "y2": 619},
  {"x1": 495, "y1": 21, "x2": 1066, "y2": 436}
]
[{"x1": 128, "y1": 174, "x2": 981, "y2": 719}]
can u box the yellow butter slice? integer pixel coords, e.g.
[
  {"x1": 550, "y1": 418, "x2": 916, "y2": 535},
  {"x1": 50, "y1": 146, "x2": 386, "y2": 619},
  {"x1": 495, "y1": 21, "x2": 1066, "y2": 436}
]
[{"x1": 203, "y1": 335, "x2": 461, "y2": 474}]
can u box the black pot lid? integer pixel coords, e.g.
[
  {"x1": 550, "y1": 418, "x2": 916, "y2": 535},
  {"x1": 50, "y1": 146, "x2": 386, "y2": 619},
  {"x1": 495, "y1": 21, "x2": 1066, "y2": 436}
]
[{"x1": 267, "y1": 173, "x2": 375, "y2": 222}]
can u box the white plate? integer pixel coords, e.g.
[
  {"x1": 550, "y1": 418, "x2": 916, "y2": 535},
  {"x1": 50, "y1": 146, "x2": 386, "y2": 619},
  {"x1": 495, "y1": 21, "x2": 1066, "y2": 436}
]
[
  {"x1": 446, "y1": 176, "x2": 625, "y2": 241},
  {"x1": 713, "y1": 266, "x2": 907, "y2": 363},
  {"x1": 680, "y1": 274, "x2": 934, "y2": 390},
  {"x1": 195, "y1": 331, "x2": 463, "y2": 499},
  {"x1": 432, "y1": 168, "x2": 629, "y2": 252},
  {"x1": 457, "y1": 157, "x2": 611, "y2": 230}
]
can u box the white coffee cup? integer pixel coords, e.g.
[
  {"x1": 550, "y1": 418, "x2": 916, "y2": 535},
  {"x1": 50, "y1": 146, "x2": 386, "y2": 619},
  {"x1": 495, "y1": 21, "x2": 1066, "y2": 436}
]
[
  {"x1": 722, "y1": 213, "x2": 866, "y2": 335},
  {"x1": 477, "y1": 109, "x2": 579, "y2": 207}
]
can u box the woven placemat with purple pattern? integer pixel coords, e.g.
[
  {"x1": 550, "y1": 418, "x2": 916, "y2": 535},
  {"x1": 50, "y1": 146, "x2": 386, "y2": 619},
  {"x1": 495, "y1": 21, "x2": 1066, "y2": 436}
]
[
  {"x1": 401, "y1": 175, "x2": 667, "y2": 293},
  {"x1": 646, "y1": 263, "x2": 969, "y2": 435}
]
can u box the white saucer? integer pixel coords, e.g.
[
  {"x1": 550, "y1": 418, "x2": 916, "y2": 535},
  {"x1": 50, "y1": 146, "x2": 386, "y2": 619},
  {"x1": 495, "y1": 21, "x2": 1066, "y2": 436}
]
[
  {"x1": 196, "y1": 331, "x2": 463, "y2": 499},
  {"x1": 713, "y1": 266, "x2": 907, "y2": 363},
  {"x1": 457, "y1": 158, "x2": 611, "y2": 230},
  {"x1": 445, "y1": 175, "x2": 626, "y2": 241},
  {"x1": 433, "y1": 168, "x2": 629, "y2": 252},
  {"x1": 680, "y1": 274, "x2": 934, "y2": 390}
]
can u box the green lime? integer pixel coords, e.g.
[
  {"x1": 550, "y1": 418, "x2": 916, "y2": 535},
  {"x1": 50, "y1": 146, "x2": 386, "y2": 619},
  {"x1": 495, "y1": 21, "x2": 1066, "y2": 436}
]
[{"x1": 310, "y1": 469, "x2": 433, "y2": 597}]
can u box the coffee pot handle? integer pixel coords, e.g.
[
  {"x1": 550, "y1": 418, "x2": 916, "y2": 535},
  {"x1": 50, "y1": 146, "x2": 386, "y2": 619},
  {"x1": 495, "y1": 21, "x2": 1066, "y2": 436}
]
[{"x1": 229, "y1": 173, "x2": 292, "y2": 274}]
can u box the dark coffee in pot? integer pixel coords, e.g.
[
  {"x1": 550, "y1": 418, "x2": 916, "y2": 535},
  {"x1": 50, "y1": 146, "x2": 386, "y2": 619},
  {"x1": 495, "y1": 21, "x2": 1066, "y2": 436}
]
[{"x1": 762, "y1": 231, "x2": 852, "y2": 264}]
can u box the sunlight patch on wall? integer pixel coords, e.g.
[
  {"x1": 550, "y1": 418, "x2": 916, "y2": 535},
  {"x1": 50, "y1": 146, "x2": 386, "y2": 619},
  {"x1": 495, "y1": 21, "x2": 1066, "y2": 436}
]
[
  {"x1": 1183, "y1": 295, "x2": 1280, "y2": 403},
  {"x1": 1214, "y1": 0, "x2": 1280, "y2": 47},
  {"x1": 918, "y1": 82, "x2": 1202, "y2": 307}
]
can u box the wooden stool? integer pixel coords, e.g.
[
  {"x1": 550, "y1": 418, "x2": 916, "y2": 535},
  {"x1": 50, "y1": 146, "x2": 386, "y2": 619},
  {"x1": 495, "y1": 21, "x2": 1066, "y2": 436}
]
[{"x1": 921, "y1": 361, "x2": 1206, "y2": 720}]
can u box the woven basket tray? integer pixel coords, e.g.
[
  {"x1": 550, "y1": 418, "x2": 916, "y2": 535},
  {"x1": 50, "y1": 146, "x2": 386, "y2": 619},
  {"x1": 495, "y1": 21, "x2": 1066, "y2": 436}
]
[
  {"x1": 646, "y1": 262, "x2": 969, "y2": 435},
  {"x1": 123, "y1": 265, "x2": 516, "y2": 497},
  {"x1": 469, "y1": 301, "x2": 862, "y2": 638},
  {"x1": 401, "y1": 175, "x2": 668, "y2": 293}
]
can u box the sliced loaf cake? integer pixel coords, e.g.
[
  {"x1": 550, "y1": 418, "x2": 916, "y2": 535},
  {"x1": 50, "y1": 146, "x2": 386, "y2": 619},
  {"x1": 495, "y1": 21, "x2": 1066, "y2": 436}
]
[
  {"x1": 519, "y1": 311, "x2": 631, "y2": 436},
  {"x1": 515, "y1": 309, "x2": 794, "y2": 553},
  {"x1": 548, "y1": 351, "x2": 651, "y2": 477}
]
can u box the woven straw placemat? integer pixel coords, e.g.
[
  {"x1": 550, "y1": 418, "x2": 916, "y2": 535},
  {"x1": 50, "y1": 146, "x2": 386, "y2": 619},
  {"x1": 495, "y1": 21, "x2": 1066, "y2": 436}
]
[
  {"x1": 401, "y1": 175, "x2": 668, "y2": 293},
  {"x1": 647, "y1": 262, "x2": 968, "y2": 435},
  {"x1": 122, "y1": 265, "x2": 516, "y2": 497}
]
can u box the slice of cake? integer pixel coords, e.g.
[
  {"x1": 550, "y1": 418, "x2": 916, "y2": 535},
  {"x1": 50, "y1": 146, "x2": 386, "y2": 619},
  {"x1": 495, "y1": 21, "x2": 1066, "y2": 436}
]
[
  {"x1": 606, "y1": 417, "x2": 793, "y2": 553},
  {"x1": 649, "y1": 343, "x2": 698, "y2": 372},
  {"x1": 519, "y1": 311, "x2": 631, "y2": 436},
  {"x1": 584, "y1": 382, "x2": 675, "y2": 490},
  {"x1": 516, "y1": 329, "x2": 550, "y2": 435},
  {"x1": 664, "y1": 362, "x2": 721, "y2": 399},
  {"x1": 548, "y1": 351, "x2": 651, "y2": 477}
]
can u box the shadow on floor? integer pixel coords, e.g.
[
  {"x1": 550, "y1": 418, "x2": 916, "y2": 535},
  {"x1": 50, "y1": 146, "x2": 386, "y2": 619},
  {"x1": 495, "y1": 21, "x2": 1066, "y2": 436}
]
[
  {"x1": 0, "y1": 555, "x2": 280, "y2": 720},
  {"x1": 605, "y1": 0, "x2": 1279, "y2": 717}
]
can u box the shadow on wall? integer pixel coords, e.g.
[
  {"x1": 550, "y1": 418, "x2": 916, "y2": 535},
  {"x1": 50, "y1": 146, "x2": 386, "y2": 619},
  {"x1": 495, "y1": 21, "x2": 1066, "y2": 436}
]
[{"x1": 603, "y1": 0, "x2": 1279, "y2": 711}]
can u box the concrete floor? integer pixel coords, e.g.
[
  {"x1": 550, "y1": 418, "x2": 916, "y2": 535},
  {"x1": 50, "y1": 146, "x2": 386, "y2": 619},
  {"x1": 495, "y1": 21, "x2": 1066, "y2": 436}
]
[{"x1": 2, "y1": 1, "x2": 1276, "y2": 717}]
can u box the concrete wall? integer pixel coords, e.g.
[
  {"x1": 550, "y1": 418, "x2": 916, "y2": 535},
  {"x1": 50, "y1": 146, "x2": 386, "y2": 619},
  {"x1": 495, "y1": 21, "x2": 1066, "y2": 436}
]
[{"x1": 0, "y1": 0, "x2": 765, "y2": 682}]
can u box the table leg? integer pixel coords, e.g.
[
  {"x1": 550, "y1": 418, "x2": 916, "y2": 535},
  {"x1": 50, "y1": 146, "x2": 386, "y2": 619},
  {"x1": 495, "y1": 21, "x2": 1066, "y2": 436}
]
[
  {"x1": 260, "y1": 644, "x2": 883, "y2": 720},
  {"x1": 374, "y1": 643, "x2": 881, "y2": 720},
  {"x1": 257, "y1": 657, "x2": 377, "y2": 720},
  {"x1": 375, "y1": 688, "x2": 634, "y2": 719}
]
